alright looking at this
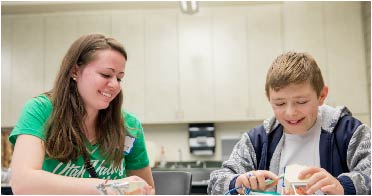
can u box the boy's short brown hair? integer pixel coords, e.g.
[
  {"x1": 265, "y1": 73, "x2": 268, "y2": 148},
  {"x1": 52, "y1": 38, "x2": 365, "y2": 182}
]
[{"x1": 265, "y1": 51, "x2": 325, "y2": 98}]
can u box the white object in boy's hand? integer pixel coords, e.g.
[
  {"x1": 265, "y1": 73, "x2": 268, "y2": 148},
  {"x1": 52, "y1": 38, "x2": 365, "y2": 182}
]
[{"x1": 284, "y1": 164, "x2": 324, "y2": 195}]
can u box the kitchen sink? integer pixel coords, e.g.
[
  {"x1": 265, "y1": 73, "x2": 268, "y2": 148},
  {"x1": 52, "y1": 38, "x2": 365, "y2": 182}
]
[
  {"x1": 152, "y1": 167, "x2": 215, "y2": 185},
  {"x1": 152, "y1": 161, "x2": 222, "y2": 187},
  {"x1": 156, "y1": 161, "x2": 222, "y2": 169},
  {"x1": 152, "y1": 161, "x2": 222, "y2": 195}
]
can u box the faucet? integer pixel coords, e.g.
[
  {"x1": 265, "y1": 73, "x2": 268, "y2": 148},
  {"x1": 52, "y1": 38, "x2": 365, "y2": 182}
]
[
  {"x1": 172, "y1": 149, "x2": 183, "y2": 168},
  {"x1": 178, "y1": 148, "x2": 182, "y2": 162},
  {"x1": 196, "y1": 160, "x2": 207, "y2": 168}
]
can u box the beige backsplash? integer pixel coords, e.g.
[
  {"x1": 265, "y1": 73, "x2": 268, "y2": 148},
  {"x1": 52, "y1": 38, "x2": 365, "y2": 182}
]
[{"x1": 143, "y1": 121, "x2": 261, "y2": 162}]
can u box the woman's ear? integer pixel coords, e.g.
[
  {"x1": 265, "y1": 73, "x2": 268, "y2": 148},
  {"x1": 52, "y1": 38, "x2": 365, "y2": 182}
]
[
  {"x1": 318, "y1": 85, "x2": 328, "y2": 105},
  {"x1": 70, "y1": 64, "x2": 80, "y2": 79}
]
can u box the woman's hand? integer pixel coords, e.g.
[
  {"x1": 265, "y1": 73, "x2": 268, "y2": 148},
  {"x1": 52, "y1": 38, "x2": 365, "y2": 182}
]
[
  {"x1": 110, "y1": 175, "x2": 154, "y2": 195},
  {"x1": 126, "y1": 167, "x2": 155, "y2": 194},
  {"x1": 298, "y1": 167, "x2": 344, "y2": 195},
  {"x1": 235, "y1": 170, "x2": 279, "y2": 194}
]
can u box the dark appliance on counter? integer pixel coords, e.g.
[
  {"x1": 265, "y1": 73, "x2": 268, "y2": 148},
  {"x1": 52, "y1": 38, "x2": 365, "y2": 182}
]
[{"x1": 188, "y1": 123, "x2": 215, "y2": 156}]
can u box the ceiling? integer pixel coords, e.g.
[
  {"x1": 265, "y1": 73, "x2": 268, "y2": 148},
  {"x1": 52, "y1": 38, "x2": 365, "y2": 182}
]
[{"x1": 1, "y1": 1, "x2": 277, "y2": 15}]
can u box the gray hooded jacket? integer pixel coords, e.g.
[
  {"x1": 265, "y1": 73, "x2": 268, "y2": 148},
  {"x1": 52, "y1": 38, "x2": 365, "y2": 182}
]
[{"x1": 208, "y1": 105, "x2": 371, "y2": 195}]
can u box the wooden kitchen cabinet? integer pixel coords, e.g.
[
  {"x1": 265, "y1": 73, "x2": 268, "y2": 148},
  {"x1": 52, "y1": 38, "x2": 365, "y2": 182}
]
[
  {"x1": 1, "y1": 16, "x2": 12, "y2": 127},
  {"x1": 143, "y1": 11, "x2": 179, "y2": 123},
  {"x1": 1, "y1": 2, "x2": 369, "y2": 126},
  {"x1": 179, "y1": 5, "x2": 282, "y2": 122},
  {"x1": 112, "y1": 13, "x2": 146, "y2": 121},
  {"x1": 179, "y1": 11, "x2": 215, "y2": 122},
  {"x1": 44, "y1": 15, "x2": 78, "y2": 92},
  {"x1": 2, "y1": 15, "x2": 76, "y2": 126},
  {"x1": 77, "y1": 14, "x2": 111, "y2": 37},
  {"x1": 283, "y1": 2, "x2": 369, "y2": 116},
  {"x1": 10, "y1": 16, "x2": 45, "y2": 126},
  {"x1": 245, "y1": 4, "x2": 282, "y2": 120},
  {"x1": 282, "y1": 1, "x2": 369, "y2": 124},
  {"x1": 283, "y1": 2, "x2": 328, "y2": 84},
  {"x1": 323, "y1": 2, "x2": 369, "y2": 115},
  {"x1": 213, "y1": 9, "x2": 250, "y2": 121}
]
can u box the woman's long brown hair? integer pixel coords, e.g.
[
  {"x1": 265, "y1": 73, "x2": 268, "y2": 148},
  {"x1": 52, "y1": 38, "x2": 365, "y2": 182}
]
[{"x1": 44, "y1": 34, "x2": 127, "y2": 167}]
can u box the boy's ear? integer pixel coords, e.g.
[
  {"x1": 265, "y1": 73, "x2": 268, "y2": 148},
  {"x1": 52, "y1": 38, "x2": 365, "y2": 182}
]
[{"x1": 318, "y1": 85, "x2": 328, "y2": 105}]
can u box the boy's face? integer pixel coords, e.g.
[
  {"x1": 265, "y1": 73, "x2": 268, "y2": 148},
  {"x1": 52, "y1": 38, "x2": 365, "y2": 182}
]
[{"x1": 268, "y1": 82, "x2": 328, "y2": 135}]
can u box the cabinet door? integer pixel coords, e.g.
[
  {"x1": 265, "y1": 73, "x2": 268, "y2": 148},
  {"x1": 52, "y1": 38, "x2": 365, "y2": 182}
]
[
  {"x1": 77, "y1": 14, "x2": 111, "y2": 36},
  {"x1": 1, "y1": 16, "x2": 13, "y2": 127},
  {"x1": 45, "y1": 15, "x2": 78, "y2": 92},
  {"x1": 213, "y1": 9, "x2": 249, "y2": 121},
  {"x1": 144, "y1": 11, "x2": 179, "y2": 123},
  {"x1": 179, "y1": 11, "x2": 214, "y2": 122},
  {"x1": 283, "y1": 2, "x2": 328, "y2": 85},
  {"x1": 11, "y1": 15, "x2": 45, "y2": 125},
  {"x1": 112, "y1": 13, "x2": 145, "y2": 120},
  {"x1": 246, "y1": 4, "x2": 282, "y2": 120},
  {"x1": 324, "y1": 2, "x2": 369, "y2": 114}
]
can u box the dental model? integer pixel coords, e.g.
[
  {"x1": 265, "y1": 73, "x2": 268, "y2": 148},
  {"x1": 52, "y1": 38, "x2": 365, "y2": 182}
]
[
  {"x1": 284, "y1": 164, "x2": 310, "y2": 195},
  {"x1": 96, "y1": 181, "x2": 146, "y2": 195}
]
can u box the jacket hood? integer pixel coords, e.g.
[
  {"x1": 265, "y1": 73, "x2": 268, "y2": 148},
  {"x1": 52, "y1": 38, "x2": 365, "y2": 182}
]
[{"x1": 263, "y1": 104, "x2": 352, "y2": 134}]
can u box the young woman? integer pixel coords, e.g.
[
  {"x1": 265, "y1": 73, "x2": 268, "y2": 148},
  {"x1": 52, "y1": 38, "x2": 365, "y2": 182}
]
[{"x1": 9, "y1": 34, "x2": 155, "y2": 194}]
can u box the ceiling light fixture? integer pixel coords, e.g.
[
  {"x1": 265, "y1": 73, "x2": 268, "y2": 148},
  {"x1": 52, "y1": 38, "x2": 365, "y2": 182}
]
[{"x1": 180, "y1": 1, "x2": 199, "y2": 15}]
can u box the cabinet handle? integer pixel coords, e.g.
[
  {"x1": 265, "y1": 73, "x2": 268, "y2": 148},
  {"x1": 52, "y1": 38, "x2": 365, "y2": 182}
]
[
  {"x1": 246, "y1": 108, "x2": 251, "y2": 118},
  {"x1": 175, "y1": 109, "x2": 184, "y2": 120}
]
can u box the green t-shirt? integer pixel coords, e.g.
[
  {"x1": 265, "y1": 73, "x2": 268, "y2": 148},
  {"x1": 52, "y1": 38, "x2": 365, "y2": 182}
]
[{"x1": 9, "y1": 94, "x2": 149, "y2": 180}]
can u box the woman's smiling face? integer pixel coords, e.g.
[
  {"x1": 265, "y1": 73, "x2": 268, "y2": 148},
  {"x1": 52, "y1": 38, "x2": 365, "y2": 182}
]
[{"x1": 74, "y1": 49, "x2": 126, "y2": 114}]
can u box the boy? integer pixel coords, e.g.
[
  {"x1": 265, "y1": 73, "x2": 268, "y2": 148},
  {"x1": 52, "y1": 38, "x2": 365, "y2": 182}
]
[{"x1": 208, "y1": 52, "x2": 370, "y2": 195}]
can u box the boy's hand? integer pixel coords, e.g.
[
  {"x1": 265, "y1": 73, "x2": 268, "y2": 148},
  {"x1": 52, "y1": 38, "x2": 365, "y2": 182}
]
[
  {"x1": 299, "y1": 167, "x2": 344, "y2": 195},
  {"x1": 235, "y1": 170, "x2": 279, "y2": 194}
]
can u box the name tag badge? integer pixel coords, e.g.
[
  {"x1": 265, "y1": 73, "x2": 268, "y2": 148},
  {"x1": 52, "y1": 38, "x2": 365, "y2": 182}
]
[{"x1": 124, "y1": 136, "x2": 136, "y2": 155}]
